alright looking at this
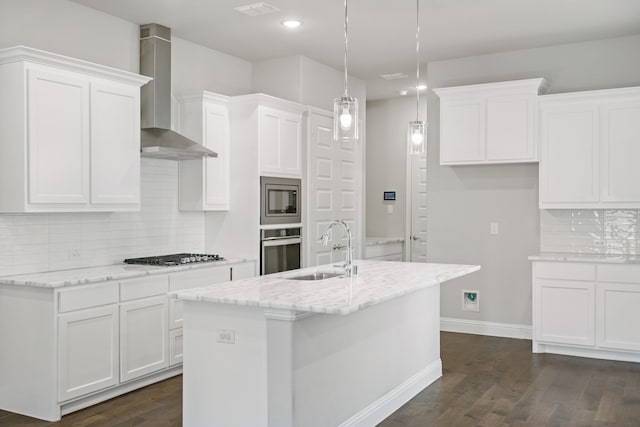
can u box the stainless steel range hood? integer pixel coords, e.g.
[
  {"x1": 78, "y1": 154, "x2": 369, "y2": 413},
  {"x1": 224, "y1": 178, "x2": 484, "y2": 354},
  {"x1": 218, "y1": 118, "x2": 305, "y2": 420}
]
[{"x1": 139, "y1": 23, "x2": 217, "y2": 160}]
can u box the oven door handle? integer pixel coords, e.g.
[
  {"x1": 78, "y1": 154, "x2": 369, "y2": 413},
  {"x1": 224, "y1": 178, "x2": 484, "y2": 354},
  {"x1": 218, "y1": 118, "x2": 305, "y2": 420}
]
[{"x1": 262, "y1": 237, "x2": 302, "y2": 247}]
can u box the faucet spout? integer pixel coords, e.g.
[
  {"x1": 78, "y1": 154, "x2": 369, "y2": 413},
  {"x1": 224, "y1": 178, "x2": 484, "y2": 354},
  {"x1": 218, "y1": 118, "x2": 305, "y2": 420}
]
[{"x1": 320, "y1": 219, "x2": 357, "y2": 277}]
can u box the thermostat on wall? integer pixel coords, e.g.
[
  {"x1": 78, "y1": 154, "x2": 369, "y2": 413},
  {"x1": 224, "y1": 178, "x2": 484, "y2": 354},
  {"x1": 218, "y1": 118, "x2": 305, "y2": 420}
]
[{"x1": 383, "y1": 191, "x2": 396, "y2": 201}]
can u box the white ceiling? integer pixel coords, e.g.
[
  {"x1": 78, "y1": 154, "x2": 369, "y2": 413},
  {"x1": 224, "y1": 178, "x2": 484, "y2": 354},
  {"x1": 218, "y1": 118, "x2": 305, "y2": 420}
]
[{"x1": 70, "y1": 0, "x2": 640, "y2": 100}]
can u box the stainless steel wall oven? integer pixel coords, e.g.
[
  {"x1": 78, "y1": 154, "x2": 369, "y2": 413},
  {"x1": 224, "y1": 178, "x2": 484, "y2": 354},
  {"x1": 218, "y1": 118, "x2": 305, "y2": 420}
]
[{"x1": 261, "y1": 227, "x2": 301, "y2": 275}]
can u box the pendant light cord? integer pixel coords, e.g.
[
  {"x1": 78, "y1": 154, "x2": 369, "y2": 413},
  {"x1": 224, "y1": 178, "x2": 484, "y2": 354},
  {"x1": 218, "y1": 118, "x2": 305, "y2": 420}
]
[
  {"x1": 415, "y1": 0, "x2": 420, "y2": 121},
  {"x1": 343, "y1": 0, "x2": 349, "y2": 97}
]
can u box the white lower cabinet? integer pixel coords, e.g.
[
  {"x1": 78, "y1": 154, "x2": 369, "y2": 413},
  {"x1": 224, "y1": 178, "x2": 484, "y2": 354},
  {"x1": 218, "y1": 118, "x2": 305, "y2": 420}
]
[
  {"x1": 120, "y1": 296, "x2": 169, "y2": 382},
  {"x1": 534, "y1": 279, "x2": 595, "y2": 346},
  {"x1": 0, "y1": 260, "x2": 257, "y2": 421},
  {"x1": 169, "y1": 329, "x2": 184, "y2": 366},
  {"x1": 532, "y1": 261, "x2": 640, "y2": 362},
  {"x1": 597, "y1": 282, "x2": 640, "y2": 351},
  {"x1": 365, "y1": 241, "x2": 404, "y2": 261},
  {"x1": 58, "y1": 304, "x2": 119, "y2": 401}
]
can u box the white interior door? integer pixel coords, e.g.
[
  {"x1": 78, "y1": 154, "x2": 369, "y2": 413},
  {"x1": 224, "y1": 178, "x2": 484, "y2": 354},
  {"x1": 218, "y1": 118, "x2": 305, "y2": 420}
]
[
  {"x1": 306, "y1": 111, "x2": 359, "y2": 266},
  {"x1": 409, "y1": 154, "x2": 428, "y2": 262}
]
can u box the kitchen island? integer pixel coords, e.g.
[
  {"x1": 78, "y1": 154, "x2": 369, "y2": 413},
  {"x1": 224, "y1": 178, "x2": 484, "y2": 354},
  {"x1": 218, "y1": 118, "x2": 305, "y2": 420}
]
[{"x1": 172, "y1": 260, "x2": 480, "y2": 427}]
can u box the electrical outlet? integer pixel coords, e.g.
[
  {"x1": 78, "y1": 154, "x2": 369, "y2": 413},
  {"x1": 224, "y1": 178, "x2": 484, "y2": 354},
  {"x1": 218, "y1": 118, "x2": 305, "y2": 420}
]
[
  {"x1": 490, "y1": 222, "x2": 499, "y2": 235},
  {"x1": 217, "y1": 329, "x2": 235, "y2": 344},
  {"x1": 462, "y1": 290, "x2": 480, "y2": 312},
  {"x1": 68, "y1": 248, "x2": 80, "y2": 260}
]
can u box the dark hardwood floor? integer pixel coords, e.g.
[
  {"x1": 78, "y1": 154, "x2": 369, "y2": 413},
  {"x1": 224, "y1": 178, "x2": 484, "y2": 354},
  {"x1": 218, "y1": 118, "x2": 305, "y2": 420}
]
[{"x1": 3, "y1": 332, "x2": 640, "y2": 426}]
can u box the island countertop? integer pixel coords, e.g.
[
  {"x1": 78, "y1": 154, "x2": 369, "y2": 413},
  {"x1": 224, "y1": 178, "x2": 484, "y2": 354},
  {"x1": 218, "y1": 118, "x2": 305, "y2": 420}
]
[{"x1": 170, "y1": 260, "x2": 480, "y2": 315}]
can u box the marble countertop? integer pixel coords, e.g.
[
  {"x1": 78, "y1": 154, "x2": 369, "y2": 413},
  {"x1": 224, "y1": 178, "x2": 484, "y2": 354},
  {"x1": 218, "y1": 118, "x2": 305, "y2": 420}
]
[
  {"x1": 529, "y1": 252, "x2": 640, "y2": 264},
  {"x1": 365, "y1": 237, "x2": 405, "y2": 246},
  {"x1": 0, "y1": 258, "x2": 254, "y2": 288},
  {"x1": 171, "y1": 260, "x2": 480, "y2": 315}
]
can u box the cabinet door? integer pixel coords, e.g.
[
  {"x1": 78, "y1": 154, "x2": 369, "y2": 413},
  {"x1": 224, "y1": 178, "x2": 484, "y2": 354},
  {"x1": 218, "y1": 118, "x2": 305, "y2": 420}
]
[
  {"x1": 439, "y1": 98, "x2": 485, "y2": 164},
  {"x1": 58, "y1": 305, "x2": 119, "y2": 401},
  {"x1": 260, "y1": 108, "x2": 281, "y2": 173},
  {"x1": 279, "y1": 113, "x2": 301, "y2": 176},
  {"x1": 90, "y1": 82, "x2": 140, "y2": 206},
  {"x1": 539, "y1": 104, "x2": 599, "y2": 207},
  {"x1": 260, "y1": 107, "x2": 302, "y2": 177},
  {"x1": 534, "y1": 279, "x2": 595, "y2": 346},
  {"x1": 486, "y1": 94, "x2": 536, "y2": 162},
  {"x1": 169, "y1": 328, "x2": 183, "y2": 366},
  {"x1": 204, "y1": 102, "x2": 230, "y2": 210},
  {"x1": 597, "y1": 282, "x2": 640, "y2": 351},
  {"x1": 120, "y1": 296, "x2": 168, "y2": 382},
  {"x1": 27, "y1": 68, "x2": 90, "y2": 205},
  {"x1": 230, "y1": 261, "x2": 256, "y2": 280},
  {"x1": 601, "y1": 99, "x2": 640, "y2": 205}
]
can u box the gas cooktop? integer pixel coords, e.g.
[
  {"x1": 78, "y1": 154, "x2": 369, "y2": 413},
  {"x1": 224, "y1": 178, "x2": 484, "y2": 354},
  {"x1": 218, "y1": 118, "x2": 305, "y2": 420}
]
[{"x1": 124, "y1": 253, "x2": 225, "y2": 267}]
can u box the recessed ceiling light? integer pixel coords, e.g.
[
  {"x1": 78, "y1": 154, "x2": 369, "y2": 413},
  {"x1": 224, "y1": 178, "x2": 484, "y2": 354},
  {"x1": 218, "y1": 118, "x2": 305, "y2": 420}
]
[
  {"x1": 399, "y1": 90, "x2": 409, "y2": 96},
  {"x1": 281, "y1": 20, "x2": 302, "y2": 29},
  {"x1": 417, "y1": 84, "x2": 427, "y2": 90}
]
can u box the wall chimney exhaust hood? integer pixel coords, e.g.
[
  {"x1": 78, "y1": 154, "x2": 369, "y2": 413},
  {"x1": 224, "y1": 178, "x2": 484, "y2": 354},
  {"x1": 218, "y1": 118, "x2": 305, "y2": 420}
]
[{"x1": 139, "y1": 23, "x2": 217, "y2": 160}]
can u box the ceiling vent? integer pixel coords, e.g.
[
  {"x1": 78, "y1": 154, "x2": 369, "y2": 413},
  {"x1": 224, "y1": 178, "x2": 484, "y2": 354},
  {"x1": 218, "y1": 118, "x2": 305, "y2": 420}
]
[
  {"x1": 234, "y1": 2, "x2": 280, "y2": 17},
  {"x1": 379, "y1": 72, "x2": 409, "y2": 80}
]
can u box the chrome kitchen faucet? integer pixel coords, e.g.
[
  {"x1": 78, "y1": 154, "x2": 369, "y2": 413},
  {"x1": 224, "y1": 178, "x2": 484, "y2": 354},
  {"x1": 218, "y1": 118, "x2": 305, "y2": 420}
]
[{"x1": 320, "y1": 220, "x2": 357, "y2": 277}]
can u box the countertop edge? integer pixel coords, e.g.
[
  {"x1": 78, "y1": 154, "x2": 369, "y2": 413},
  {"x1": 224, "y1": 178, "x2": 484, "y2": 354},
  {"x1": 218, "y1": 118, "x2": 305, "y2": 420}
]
[
  {"x1": 529, "y1": 253, "x2": 640, "y2": 264},
  {"x1": 0, "y1": 258, "x2": 256, "y2": 288}
]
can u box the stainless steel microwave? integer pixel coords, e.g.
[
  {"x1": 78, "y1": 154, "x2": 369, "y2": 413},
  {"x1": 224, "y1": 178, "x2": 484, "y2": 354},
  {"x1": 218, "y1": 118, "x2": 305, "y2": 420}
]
[{"x1": 260, "y1": 176, "x2": 301, "y2": 225}]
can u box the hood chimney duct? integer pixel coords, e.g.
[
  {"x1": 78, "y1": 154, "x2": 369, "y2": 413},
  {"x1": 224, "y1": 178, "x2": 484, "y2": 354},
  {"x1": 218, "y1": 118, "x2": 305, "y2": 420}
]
[{"x1": 139, "y1": 23, "x2": 217, "y2": 160}]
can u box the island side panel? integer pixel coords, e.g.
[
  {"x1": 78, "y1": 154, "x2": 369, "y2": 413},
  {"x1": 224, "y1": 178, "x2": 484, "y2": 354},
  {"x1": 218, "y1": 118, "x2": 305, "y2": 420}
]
[
  {"x1": 288, "y1": 285, "x2": 441, "y2": 427},
  {"x1": 0, "y1": 285, "x2": 58, "y2": 421},
  {"x1": 182, "y1": 301, "x2": 268, "y2": 427}
]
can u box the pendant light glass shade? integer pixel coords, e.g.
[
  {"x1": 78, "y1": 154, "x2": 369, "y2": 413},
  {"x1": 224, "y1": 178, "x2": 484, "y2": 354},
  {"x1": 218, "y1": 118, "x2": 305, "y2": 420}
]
[
  {"x1": 408, "y1": 120, "x2": 426, "y2": 155},
  {"x1": 407, "y1": 0, "x2": 425, "y2": 155},
  {"x1": 334, "y1": 0, "x2": 359, "y2": 143},
  {"x1": 334, "y1": 95, "x2": 359, "y2": 142}
]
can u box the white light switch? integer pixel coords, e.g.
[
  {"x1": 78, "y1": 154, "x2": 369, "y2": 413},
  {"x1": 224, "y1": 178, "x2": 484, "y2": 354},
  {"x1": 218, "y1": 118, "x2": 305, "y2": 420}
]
[
  {"x1": 387, "y1": 205, "x2": 393, "y2": 214},
  {"x1": 490, "y1": 222, "x2": 499, "y2": 235}
]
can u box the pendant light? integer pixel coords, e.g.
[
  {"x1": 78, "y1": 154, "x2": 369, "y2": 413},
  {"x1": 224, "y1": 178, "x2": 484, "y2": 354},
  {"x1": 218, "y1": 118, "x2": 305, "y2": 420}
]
[
  {"x1": 333, "y1": 0, "x2": 358, "y2": 143},
  {"x1": 408, "y1": 0, "x2": 426, "y2": 155}
]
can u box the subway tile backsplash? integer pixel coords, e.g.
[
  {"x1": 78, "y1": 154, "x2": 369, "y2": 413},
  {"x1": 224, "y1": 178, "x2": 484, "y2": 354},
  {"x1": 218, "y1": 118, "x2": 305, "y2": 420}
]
[
  {"x1": 540, "y1": 209, "x2": 639, "y2": 255},
  {"x1": 0, "y1": 159, "x2": 205, "y2": 276}
]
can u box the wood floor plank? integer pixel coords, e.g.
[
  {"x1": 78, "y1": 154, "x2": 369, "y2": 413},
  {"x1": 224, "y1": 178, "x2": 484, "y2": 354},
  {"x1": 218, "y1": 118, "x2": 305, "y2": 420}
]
[{"x1": 4, "y1": 332, "x2": 640, "y2": 426}]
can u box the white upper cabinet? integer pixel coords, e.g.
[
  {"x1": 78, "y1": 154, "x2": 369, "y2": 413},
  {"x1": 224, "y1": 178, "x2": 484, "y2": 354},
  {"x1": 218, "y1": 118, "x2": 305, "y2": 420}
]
[
  {"x1": 434, "y1": 78, "x2": 549, "y2": 165},
  {"x1": 259, "y1": 105, "x2": 303, "y2": 178},
  {"x1": 539, "y1": 86, "x2": 640, "y2": 209},
  {"x1": 0, "y1": 46, "x2": 150, "y2": 213},
  {"x1": 178, "y1": 92, "x2": 230, "y2": 211}
]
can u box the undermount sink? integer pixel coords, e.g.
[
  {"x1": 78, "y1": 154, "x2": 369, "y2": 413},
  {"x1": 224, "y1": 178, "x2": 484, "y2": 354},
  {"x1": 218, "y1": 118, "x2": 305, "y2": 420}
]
[{"x1": 286, "y1": 272, "x2": 344, "y2": 281}]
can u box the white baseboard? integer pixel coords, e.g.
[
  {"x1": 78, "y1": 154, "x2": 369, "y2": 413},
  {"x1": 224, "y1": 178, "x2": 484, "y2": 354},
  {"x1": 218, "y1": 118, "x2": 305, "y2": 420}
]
[
  {"x1": 440, "y1": 317, "x2": 532, "y2": 340},
  {"x1": 339, "y1": 359, "x2": 442, "y2": 427}
]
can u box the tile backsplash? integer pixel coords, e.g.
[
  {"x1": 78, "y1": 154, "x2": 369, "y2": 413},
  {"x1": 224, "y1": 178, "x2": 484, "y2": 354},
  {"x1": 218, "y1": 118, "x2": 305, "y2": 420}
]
[
  {"x1": 0, "y1": 159, "x2": 205, "y2": 276},
  {"x1": 540, "y1": 209, "x2": 639, "y2": 255}
]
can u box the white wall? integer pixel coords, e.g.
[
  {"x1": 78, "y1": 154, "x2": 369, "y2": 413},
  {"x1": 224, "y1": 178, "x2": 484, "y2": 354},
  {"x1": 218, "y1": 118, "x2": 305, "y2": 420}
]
[
  {"x1": 427, "y1": 34, "x2": 640, "y2": 327},
  {"x1": 252, "y1": 55, "x2": 367, "y2": 113},
  {"x1": 252, "y1": 56, "x2": 303, "y2": 103},
  {"x1": 172, "y1": 37, "x2": 253, "y2": 97},
  {"x1": 0, "y1": 0, "x2": 139, "y2": 72},
  {"x1": 0, "y1": 0, "x2": 255, "y2": 274},
  {"x1": 365, "y1": 97, "x2": 416, "y2": 238}
]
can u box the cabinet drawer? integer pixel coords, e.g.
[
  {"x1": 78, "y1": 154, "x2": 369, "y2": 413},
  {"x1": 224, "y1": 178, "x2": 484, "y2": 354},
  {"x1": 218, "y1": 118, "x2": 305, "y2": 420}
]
[
  {"x1": 120, "y1": 275, "x2": 169, "y2": 302},
  {"x1": 58, "y1": 283, "x2": 119, "y2": 313},
  {"x1": 598, "y1": 264, "x2": 640, "y2": 284},
  {"x1": 534, "y1": 262, "x2": 595, "y2": 281},
  {"x1": 169, "y1": 266, "x2": 231, "y2": 292},
  {"x1": 365, "y1": 242, "x2": 403, "y2": 259}
]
